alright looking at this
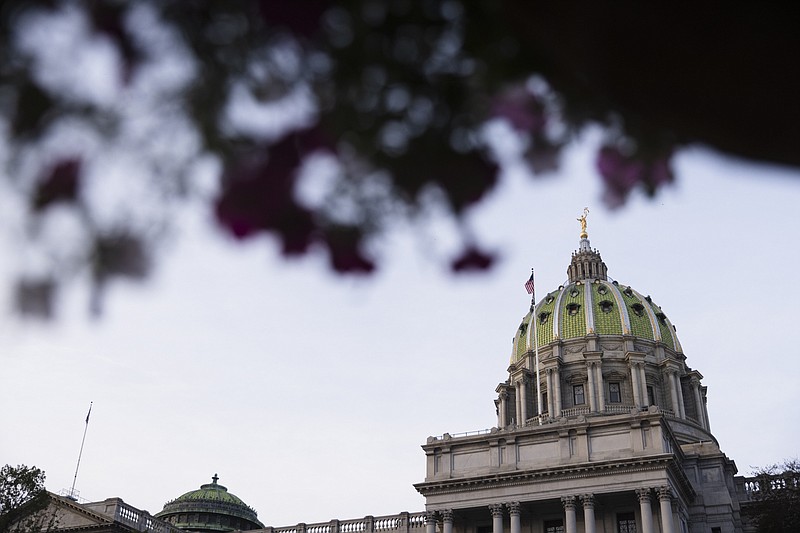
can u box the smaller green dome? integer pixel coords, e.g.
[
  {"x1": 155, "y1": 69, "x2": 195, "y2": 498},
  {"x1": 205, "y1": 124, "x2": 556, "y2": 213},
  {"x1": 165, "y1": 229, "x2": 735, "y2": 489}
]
[{"x1": 156, "y1": 475, "x2": 263, "y2": 532}]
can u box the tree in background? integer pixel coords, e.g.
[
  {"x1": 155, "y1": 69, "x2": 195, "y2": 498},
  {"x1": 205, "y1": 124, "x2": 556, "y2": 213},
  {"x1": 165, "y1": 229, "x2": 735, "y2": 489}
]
[
  {"x1": 0, "y1": 464, "x2": 55, "y2": 533},
  {"x1": 1, "y1": 1, "x2": 799, "y2": 317},
  {"x1": 745, "y1": 460, "x2": 800, "y2": 533}
]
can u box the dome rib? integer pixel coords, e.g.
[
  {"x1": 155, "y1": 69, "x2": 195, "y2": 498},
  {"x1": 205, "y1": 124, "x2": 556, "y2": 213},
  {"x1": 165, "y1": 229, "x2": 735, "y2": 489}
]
[
  {"x1": 604, "y1": 281, "x2": 632, "y2": 335},
  {"x1": 629, "y1": 287, "x2": 661, "y2": 342},
  {"x1": 583, "y1": 281, "x2": 595, "y2": 334},
  {"x1": 552, "y1": 285, "x2": 567, "y2": 340}
]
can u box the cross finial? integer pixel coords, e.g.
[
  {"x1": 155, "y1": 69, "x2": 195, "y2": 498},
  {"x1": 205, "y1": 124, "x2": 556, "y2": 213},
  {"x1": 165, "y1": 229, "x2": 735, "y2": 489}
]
[{"x1": 212, "y1": 473, "x2": 219, "y2": 484}]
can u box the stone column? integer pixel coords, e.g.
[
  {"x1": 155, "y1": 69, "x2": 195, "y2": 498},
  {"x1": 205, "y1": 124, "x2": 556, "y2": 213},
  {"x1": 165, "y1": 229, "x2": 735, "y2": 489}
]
[
  {"x1": 587, "y1": 362, "x2": 597, "y2": 412},
  {"x1": 638, "y1": 364, "x2": 648, "y2": 405},
  {"x1": 546, "y1": 369, "x2": 555, "y2": 415},
  {"x1": 667, "y1": 370, "x2": 680, "y2": 416},
  {"x1": 636, "y1": 488, "x2": 654, "y2": 533},
  {"x1": 507, "y1": 502, "x2": 520, "y2": 533},
  {"x1": 595, "y1": 363, "x2": 605, "y2": 412},
  {"x1": 489, "y1": 504, "x2": 504, "y2": 533},
  {"x1": 441, "y1": 510, "x2": 453, "y2": 533},
  {"x1": 630, "y1": 363, "x2": 642, "y2": 407},
  {"x1": 520, "y1": 378, "x2": 528, "y2": 425},
  {"x1": 499, "y1": 392, "x2": 507, "y2": 427},
  {"x1": 581, "y1": 494, "x2": 596, "y2": 533},
  {"x1": 690, "y1": 378, "x2": 705, "y2": 427},
  {"x1": 701, "y1": 386, "x2": 711, "y2": 431},
  {"x1": 424, "y1": 512, "x2": 437, "y2": 533},
  {"x1": 554, "y1": 367, "x2": 562, "y2": 417},
  {"x1": 658, "y1": 486, "x2": 675, "y2": 533},
  {"x1": 561, "y1": 496, "x2": 577, "y2": 533},
  {"x1": 515, "y1": 384, "x2": 522, "y2": 426},
  {"x1": 676, "y1": 376, "x2": 686, "y2": 418}
]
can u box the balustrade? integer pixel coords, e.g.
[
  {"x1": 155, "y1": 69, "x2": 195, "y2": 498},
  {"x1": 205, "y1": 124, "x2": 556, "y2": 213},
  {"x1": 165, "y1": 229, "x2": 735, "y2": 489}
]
[{"x1": 264, "y1": 513, "x2": 426, "y2": 533}]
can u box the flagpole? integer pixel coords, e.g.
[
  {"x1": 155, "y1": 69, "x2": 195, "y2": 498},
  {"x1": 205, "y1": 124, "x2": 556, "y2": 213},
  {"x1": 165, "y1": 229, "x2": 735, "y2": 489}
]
[
  {"x1": 70, "y1": 401, "x2": 92, "y2": 499},
  {"x1": 530, "y1": 271, "x2": 543, "y2": 421}
]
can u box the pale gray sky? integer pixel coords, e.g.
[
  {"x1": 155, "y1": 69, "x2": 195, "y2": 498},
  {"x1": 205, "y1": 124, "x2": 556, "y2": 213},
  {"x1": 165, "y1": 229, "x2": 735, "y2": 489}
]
[
  {"x1": 2, "y1": 3, "x2": 798, "y2": 525},
  {"x1": 3, "y1": 133, "x2": 800, "y2": 526}
]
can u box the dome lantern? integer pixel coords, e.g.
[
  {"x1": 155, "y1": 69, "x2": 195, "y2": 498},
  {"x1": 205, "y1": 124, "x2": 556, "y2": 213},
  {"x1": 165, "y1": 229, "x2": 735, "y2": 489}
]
[{"x1": 567, "y1": 208, "x2": 607, "y2": 282}]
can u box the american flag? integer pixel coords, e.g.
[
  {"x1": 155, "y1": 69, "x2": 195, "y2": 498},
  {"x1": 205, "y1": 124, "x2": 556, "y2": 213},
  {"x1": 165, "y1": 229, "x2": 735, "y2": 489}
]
[{"x1": 524, "y1": 271, "x2": 535, "y2": 295}]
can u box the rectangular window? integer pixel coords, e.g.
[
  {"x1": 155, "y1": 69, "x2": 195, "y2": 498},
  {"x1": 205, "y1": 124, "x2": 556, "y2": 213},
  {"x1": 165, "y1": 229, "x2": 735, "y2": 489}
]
[
  {"x1": 609, "y1": 382, "x2": 621, "y2": 403},
  {"x1": 647, "y1": 385, "x2": 656, "y2": 406},
  {"x1": 617, "y1": 512, "x2": 636, "y2": 533},
  {"x1": 544, "y1": 520, "x2": 564, "y2": 533},
  {"x1": 573, "y1": 384, "x2": 585, "y2": 405},
  {"x1": 542, "y1": 392, "x2": 548, "y2": 413}
]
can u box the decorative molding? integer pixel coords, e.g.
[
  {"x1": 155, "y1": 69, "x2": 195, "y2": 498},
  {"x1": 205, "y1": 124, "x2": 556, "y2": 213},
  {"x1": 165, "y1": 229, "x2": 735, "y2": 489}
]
[
  {"x1": 602, "y1": 370, "x2": 628, "y2": 381},
  {"x1": 565, "y1": 344, "x2": 585, "y2": 354},
  {"x1": 415, "y1": 455, "x2": 691, "y2": 497},
  {"x1": 565, "y1": 372, "x2": 588, "y2": 385},
  {"x1": 560, "y1": 495, "x2": 576, "y2": 510},
  {"x1": 488, "y1": 504, "x2": 504, "y2": 518},
  {"x1": 599, "y1": 342, "x2": 622, "y2": 351},
  {"x1": 580, "y1": 494, "x2": 595, "y2": 508}
]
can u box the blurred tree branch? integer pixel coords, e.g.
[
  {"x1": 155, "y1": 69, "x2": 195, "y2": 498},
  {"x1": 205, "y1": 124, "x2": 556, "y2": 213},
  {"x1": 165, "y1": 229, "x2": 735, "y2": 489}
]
[{"x1": 1, "y1": 1, "x2": 798, "y2": 317}]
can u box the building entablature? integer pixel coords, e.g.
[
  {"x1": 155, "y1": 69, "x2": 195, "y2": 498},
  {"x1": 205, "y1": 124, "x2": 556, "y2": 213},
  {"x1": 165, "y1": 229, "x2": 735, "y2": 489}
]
[{"x1": 415, "y1": 454, "x2": 696, "y2": 510}]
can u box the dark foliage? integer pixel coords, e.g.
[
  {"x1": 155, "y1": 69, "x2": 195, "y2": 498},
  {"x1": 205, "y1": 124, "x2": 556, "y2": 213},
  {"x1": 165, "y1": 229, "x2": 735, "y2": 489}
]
[
  {"x1": 746, "y1": 460, "x2": 800, "y2": 533},
  {"x1": 0, "y1": 465, "x2": 51, "y2": 533},
  {"x1": 1, "y1": 1, "x2": 799, "y2": 316}
]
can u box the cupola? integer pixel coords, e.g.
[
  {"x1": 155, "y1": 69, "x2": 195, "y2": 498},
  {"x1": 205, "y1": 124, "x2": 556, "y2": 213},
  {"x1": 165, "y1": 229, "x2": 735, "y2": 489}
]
[{"x1": 155, "y1": 475, "x2": 264, "y2": 532}]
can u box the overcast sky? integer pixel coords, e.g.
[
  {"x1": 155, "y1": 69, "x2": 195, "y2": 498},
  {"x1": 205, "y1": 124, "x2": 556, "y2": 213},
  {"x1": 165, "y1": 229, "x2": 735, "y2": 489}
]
[{"x1": 3, "y1": 130, "x2": 800, "y2": 526}]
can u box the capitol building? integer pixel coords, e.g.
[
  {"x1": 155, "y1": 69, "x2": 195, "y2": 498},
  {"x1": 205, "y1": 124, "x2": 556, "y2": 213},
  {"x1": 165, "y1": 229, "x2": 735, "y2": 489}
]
[{"x1": 37, "y1": 224, "x2": 763, "y2": 533}]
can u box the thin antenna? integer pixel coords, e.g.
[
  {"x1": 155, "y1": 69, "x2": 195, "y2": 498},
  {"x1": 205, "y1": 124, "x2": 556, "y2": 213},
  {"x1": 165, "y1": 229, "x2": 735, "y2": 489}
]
[{"x1": 68, "y1": 402, "x2": 92, "y2": 501}]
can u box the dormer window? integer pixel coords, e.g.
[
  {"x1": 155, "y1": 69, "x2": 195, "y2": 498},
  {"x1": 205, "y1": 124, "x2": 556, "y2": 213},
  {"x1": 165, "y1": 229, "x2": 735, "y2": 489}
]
[
  {"x1": 569, "y1": 289, "x2": 580, "y2": 298},
  {"x1": 623, "y1": 287, "x2": 633, "y2": 297},
  {"x1": 599, "y1": 300, "x2": 613, "y2": 313},
  {"x1": 631, "y1": 303, "x2": 645, "y2": 317},
  {"x1": 566, "y1": 303, "x2": 581, "y2": 316},
  {"x1": 546, "y1": 295, "x2": 555, "y2": 304},
  {"x1": 538, "y1": 311, "x2": 550, "y2": 324},
  {"x1": 656, "y1": 312, "x2": 668, "y2": 325},
  {"x1": 598, "y1": 285, "x2": 608, "y2": 295}
]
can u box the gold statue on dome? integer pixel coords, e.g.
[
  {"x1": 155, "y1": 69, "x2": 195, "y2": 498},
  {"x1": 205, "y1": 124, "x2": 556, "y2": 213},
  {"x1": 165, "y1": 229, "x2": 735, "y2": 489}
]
[{"x1": 577, "y1": 207, "x2": 590, "y2": 239}]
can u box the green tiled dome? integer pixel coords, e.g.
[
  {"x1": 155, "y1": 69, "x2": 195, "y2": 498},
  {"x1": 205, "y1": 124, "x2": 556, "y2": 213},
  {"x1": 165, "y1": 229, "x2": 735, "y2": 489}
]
[
  {"x1": 156, "y1": 475, "x2": 263, "y2": 532},
  {"x1": 512, "y1": 239, "x2": 682, "y2": 361}
]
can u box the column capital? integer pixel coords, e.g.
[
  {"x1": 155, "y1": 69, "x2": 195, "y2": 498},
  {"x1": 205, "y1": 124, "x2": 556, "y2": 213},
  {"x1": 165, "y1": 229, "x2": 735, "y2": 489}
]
[
  {"x1": 580, "y1": 494, "x2": 595, "y2": 508},
  {"x1": 489, "y1": 504, "x2": 504, "y2": 518},
  {"x1": 657, "y1": 485, "x2": 673, "y2": 501},
  {"x1": 561, "y1": 495, "x2": 576, "y2": 509},
  {"x1": 424, "y1": 511, "x2": 437, "y2": 525},
  {"x1": 506, "y1": 502, "x2": 520, "y2": 515},
  {"x1": 440, "y1": 510, "x2": 453, "y2": 523},
  {"x1": 635, "y1": 488, "x2": 652, "y2": 502}
]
